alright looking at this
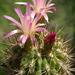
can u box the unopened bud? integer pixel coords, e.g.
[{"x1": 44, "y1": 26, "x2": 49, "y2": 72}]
[{"x1": 43, "y1": 33, "x2": 56, "y2": 55}]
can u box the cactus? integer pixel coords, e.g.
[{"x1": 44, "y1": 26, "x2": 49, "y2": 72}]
[
  {"x1": 0, "y1": 0, "x2": 75, "y2": 75},
  {"x1": 1, "y1": 27, "x2": 75, "y2": 75}
]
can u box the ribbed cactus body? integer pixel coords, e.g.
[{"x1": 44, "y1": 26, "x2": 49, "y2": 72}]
[{"x1": 1, "y1": 31, "x2": 74, "y2": 75}]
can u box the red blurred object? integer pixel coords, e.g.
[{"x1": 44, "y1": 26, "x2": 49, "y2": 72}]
[
  {"x1": 45, "y1": 33, "x2": 56, "y2": 45},
  {"x1": 43, "y1": 33, "x2": 56, "y2": 55}
]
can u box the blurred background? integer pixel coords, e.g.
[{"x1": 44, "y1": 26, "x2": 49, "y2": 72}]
[{"x1": 0, "y1": 0, "x2": 75, "y2": 74}]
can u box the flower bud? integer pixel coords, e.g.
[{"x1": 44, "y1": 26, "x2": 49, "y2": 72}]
[
  {"x1": 43, "y1": 33, "x2": 56, "y2": 55},
  {"x1": 45, "y1": 33, "x2": 56, "y2": 46}
]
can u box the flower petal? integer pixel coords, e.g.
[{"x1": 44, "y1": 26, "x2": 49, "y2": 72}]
[
  {"x1": 4, "y1": 29, "x2": 21, "y2": 39},
  {"x1": 22, "y1": 34, "x2": 28, "y2": 45},
  {"x1": 49, "y1": 3, "x2": 55, "y2": 7},
  {"x1": 36, "y1": 23, "x2": 46, "y2": 27},
  {"x1": 47, "y1": 0, "x2": 52, "y2": 6},
  {"x1": 30, "y1": 35, "x2": 35, "y2": 46},
  {"x1": 9, "y1": 23, "x2": 17, "y2": 25},
  {"x1": 33, "y1": 13, "x2": 41, "y2": 26},
  {"x1": 32, "y1": 0, "x2": 37, "y2": 6},
  {"x1": 35, "y1": 28, "x2": 49, "y2": 33},
  {"x1": 18, "y1": 35, "x2": 24, "y2": 44},
  {"x1": 40, "y1": 8, "x2": 47, "y2": 14},
  {"x1": 26, "y1": 2, "x2": 31, "y2": 17},
  {"x1": 46, "y1": 11, "x2": 54, "y2": 13},
  {"x1": 15, "y1": 2, "x2": 33, "y2": 7},
  {"x1": 4, "y1": 15, "x2": 22, "y2": 29},
  {"x1": 48, "y1": 7, "x2": 57, "y2": 11},
  {"x1": 14, "y1": 7, "x2": 23, "y2": 23},
  {"x1": 15, "y1": 2, "x2": 27, "y2": 5},
  {"x1": 9, "y1": 23, "x2": 23, "y2": 30},
  {"x1": 31, "y1": 10, "x2": 36, "y2": 19},
  {"x1": 27, "y1": 23, "x2": 32, "y2": 33},
  {"x1": 41, "y1": 0, "x2": 46, "y2": 7},
  {"x1": 43, "y1": 13, "x2": 49, "y2": 23}
]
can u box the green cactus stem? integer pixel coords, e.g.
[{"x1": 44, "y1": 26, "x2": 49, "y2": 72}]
[{"x1": 0, "y1": 28, "x2": 75, "y2": 75}]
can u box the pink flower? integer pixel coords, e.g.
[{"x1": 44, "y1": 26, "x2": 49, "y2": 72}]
[
  {"x1": 4, "y1": 2, "x2": 49, "y2": 45},
  {"x1": 15, "y1": 0, "x2": 57, "y2": 22}
]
